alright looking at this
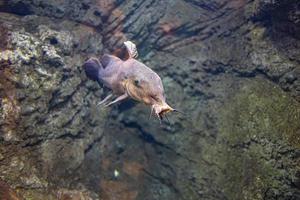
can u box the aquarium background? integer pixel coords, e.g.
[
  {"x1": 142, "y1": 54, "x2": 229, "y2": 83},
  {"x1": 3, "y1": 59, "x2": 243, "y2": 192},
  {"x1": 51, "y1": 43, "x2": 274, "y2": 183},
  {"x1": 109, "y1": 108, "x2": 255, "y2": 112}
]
[{"x1": 0, "y1": 0, "x2": 300, "y2": 199}]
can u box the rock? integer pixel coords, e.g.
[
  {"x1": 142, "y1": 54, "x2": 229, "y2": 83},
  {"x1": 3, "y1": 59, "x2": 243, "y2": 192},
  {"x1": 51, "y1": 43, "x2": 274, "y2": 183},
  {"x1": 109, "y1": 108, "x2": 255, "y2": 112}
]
[
  {"x1": 41, "y1": 45, "x2": 64, "y2": 67},
  {"x1": 0, "y1": 10, "x2": 106, "y2": 199},
  {"x1": 57, "y1": 189, "x2": 98, "y2": 200},
  {"x1": 1, "y1": 0, "x2": 103, "y2": 26},
  {"x1": 39, "y1": 25, "x2": 74, "y2": 55},
  {"x1": 217, "y1": 78, "x2": 300, "y2": 199},
  {"x1": 7, "y1": 31, "x2": 40, "y2": 65},
  {"x1": 0, "y1": 153, "x2": 4, "y2": 161},
  {"x1": 0, "y1": 180, "x2": 23, "y2": 200}
]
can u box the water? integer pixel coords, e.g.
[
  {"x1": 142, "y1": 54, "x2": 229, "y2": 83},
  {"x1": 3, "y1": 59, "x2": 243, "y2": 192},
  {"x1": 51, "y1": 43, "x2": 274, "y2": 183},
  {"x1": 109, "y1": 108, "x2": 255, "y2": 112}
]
[{"x1": 0, "y1": 0, "x2": 300, "y2": 199}]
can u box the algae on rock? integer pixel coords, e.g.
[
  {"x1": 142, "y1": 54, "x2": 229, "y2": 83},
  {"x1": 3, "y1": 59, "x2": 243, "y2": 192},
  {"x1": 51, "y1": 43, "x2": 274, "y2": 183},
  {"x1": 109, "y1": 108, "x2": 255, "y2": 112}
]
[{"x1": 217, "y1": 78, "x2": 300, "y2": 199}]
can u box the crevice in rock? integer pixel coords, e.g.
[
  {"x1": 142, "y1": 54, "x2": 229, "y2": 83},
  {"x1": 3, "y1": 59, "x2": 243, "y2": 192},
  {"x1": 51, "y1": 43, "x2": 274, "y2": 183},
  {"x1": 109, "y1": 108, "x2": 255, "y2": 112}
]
[
  {"x1": 0, "y1": 2, "x2": 33, "y2": 16},
  {"x1": 143, "y1": 168, "x2": 182, "y2": 198},
  {"x1": 84, "y1": 134, "x2": 104, "y2": 154}
]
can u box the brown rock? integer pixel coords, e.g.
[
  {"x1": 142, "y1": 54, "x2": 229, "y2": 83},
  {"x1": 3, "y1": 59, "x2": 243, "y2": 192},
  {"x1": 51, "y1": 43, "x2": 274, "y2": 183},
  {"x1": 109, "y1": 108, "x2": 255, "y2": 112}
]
[{"x1": 0, "y1": 180, "x2": 23, "y2": 200}]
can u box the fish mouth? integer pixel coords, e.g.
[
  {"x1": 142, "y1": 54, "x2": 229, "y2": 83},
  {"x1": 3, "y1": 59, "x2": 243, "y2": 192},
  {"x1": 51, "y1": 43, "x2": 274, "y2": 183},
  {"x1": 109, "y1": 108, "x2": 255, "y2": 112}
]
[
  {"x1": 152, "y1": 103, "x2": 174, "y2": 121},
  {"x1": 159, "y1": 107, "x2": 173, "y2": 117}
]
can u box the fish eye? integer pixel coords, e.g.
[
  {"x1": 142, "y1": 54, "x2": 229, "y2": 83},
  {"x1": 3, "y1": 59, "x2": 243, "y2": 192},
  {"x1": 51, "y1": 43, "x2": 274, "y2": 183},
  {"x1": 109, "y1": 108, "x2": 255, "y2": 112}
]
[{"x1": 134, "y1": 79, "x2": 140, "y2": 87}]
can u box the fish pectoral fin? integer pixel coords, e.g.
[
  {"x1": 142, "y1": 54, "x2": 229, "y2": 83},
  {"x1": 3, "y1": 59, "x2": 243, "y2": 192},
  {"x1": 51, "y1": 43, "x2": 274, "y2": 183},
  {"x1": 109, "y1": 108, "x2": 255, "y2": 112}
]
[
  {"x1": 149, "y1": 105, "x2": 154, "y2": 120},
  {"x1": 97, "y1": 93, "x2": 113, "y2": 106},
  {"x1": 104, "y1": 93, "x2": 128, "y2": 107}
]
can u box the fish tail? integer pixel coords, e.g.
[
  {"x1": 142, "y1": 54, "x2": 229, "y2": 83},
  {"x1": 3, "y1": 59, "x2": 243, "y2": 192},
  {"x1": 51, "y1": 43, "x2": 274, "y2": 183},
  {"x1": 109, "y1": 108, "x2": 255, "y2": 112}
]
[{"x1": 82, "y1": 57, "x2": 103, "y2": 82}]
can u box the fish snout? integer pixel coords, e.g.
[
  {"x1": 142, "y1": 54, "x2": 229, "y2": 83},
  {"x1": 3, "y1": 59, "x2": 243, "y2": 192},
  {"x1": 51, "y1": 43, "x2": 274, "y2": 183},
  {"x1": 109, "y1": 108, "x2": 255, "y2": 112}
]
[{"x1": 153, "y1": 102, "x2": 174, "y2": 119}]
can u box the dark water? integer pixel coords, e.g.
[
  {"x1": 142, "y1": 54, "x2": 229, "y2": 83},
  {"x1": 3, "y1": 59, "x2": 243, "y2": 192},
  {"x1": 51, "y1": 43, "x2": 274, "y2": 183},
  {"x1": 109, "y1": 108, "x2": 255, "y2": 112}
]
[{"x1": 0, "y1": 0, "x2": 300, "y2": 199}]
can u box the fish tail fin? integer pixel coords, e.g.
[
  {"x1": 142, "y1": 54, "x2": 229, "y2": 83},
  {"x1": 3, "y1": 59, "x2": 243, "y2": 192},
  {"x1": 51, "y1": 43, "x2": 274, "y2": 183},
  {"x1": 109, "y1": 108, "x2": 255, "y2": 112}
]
[{"x1": 82, "y1": 57, "x2": 103, "y2": 82}]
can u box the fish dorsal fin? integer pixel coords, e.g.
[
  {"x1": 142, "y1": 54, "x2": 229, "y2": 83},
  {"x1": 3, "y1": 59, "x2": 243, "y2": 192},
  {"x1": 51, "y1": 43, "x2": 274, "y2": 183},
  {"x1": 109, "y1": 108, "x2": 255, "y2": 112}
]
[
  {"x1": 101, "y1": 54, "x2": 122, "y2": 68},
  {"x1": 124, "y1": 41, "x2": 138, "y2": 59}
]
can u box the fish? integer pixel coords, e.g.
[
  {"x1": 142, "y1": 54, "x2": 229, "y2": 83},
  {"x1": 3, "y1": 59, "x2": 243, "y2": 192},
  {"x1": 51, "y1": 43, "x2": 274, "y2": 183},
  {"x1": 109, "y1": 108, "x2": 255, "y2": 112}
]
[{"x1": 83, "y1": 41, "x2": 177, "y2": 121}]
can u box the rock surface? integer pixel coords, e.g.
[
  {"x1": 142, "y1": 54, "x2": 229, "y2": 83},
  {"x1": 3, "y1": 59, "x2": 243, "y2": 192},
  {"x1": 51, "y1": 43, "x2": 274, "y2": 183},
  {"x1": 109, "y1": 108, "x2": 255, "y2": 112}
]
[{"x1": 0, "y1": 0, "x2": 300, "y2": 200}]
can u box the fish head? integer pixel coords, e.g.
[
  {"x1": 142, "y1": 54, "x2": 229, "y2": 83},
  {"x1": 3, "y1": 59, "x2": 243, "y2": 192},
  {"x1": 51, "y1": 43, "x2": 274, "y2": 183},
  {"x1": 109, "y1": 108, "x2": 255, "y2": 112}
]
[{"x1": 123, "y1": 74, "x2": 174, "y2": 120}]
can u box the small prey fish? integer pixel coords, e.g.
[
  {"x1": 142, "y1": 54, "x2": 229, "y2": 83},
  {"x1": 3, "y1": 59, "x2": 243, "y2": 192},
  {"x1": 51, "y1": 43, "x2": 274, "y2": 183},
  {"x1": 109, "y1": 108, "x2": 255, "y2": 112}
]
[{"x1": 83, "y1": 41, "x2": 177, "y2": 121}]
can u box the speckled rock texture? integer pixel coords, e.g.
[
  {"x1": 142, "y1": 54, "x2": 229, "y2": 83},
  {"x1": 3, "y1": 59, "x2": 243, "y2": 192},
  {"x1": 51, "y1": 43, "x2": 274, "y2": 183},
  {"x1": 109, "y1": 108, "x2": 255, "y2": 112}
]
[{"x1": 0, "y1": 0, "x2": 300, "y2": 200}]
